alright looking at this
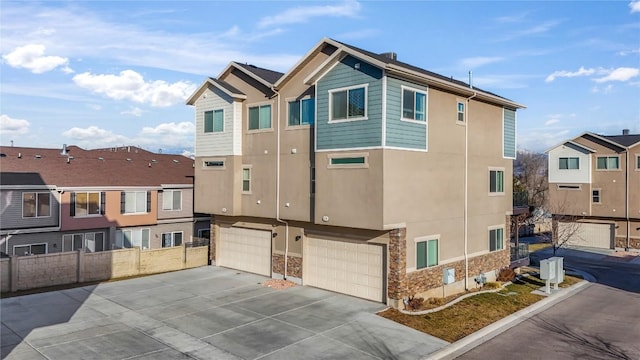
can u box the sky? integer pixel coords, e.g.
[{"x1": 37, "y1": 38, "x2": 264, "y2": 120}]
[{"x1": 1, "y1": 1, "x2": 639, "y2": 156}]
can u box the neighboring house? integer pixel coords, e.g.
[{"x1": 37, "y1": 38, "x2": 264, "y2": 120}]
[
  {"x1": 546, "y1": 130, "x2": 640, "y2": 250},
  {"x1": 0, "y1": 145, "x2": 210, "y2": 257},
  {"x1": 187, "y1": 38, "x2": 525, "y2": 307}
]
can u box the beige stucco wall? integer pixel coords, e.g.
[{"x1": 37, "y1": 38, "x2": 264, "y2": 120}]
[{"x1": 195, "y1": 155, "x2": 242, "y2": 215}]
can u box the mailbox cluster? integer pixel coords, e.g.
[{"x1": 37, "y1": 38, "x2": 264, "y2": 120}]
[{"x1": 540, "y1": 257, "x2": 564, "y2": 294}]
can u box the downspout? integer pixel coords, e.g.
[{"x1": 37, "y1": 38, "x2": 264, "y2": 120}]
[
  {"x1": 464, "y1": 87, "x2": 477, "y2": 291},
  {"x1": 272, "y1": 86, "x2": 290, "y2": 280},
  {"x1": 625, "y1": 151, "x2": 630, "y2": 251}
]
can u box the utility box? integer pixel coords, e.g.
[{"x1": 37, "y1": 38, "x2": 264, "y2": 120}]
[
  {"x1": 550, "y1": 256, "x2": 564, "y2": 283},
  {"x1": 443, "y1": 268, "x2": 455, "y2": 285},
  {"x1": 540, "y1": 259, "x2": 556, "y2": 280}
]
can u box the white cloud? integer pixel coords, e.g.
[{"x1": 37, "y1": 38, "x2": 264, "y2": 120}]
[
  {"x1": 594, "y1": 67, "x2": 639, "y2": 83},
  {"x1": 544, "y1": 118, "x2": 559, "y2": 126},
  {"x1": 0, "y1": 114, "x2": 30, "y2": 135},
  {"x1": 630, "y1": 1, "x2": 640, "y2": 13},
  {"x1": 2, "y1": 44, "x2": 70, "y2": 74},
  {"x1": 545, "y1": 67, "x2": 596, "y2": 82},
  {"x1": 62, "y1": 123, "x2": 194, "y2": 149},
  {"x1": 62, "y1": 126, "x2": 129, "y2": 146},
  {"x1": 72, "y1": 70, "x2": 196, "y2": 107},
  {"x1": 518, "y1": 129, "x2": 571, "y2": 152},
  {"x1": 618, "y1": 48, "x2": 640, "y2": 56},
  {"x1": 591, "y1": 84, "x2": 614, "y2": 94},
  {"x1": 121, "y1": 107, "x2": 145, "y2": 117},
  {"x1": 140, "y1": 122, "x2": 194, "y2": 136},
  {"x1": 459, "y1": 57, "x2": 504, "y2": 69},
  {"x1": 258, "y1": 0, "x2": 361, "y2": 28}
]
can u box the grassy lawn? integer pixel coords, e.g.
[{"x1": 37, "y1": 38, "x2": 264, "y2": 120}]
[
  {"x1": 528, "y1": 242, "x2": 552, "y2": 252},
  {"x1": 379, "y1": 273, "x2": 581, "y2": 343}
]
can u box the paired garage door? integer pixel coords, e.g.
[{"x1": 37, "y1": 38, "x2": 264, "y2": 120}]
[
  {"x1": 561, "y1": 222, "x2": 613, "y2": 249},
  {"x1": 218, "y1": 227, "x2": 272, "y2": 276},
  {"x1": 304, "y1": 237, "x2": 384, "y2": 302}
]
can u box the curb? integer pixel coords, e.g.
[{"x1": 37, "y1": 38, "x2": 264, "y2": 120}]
[{"x1": 425, "y1": 280, "x2": 591, "y2": 360}]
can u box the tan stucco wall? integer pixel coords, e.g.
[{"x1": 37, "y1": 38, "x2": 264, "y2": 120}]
[{"x1": 194, "y1": 155, "x2": 242, "y2": 215}]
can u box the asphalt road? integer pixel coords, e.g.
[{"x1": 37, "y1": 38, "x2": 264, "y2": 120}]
[{"x1": 456, "y1": 249, "x2": 640, "y2": 360}]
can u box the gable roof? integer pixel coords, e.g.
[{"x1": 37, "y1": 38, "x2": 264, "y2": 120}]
[
  {"x1": 299, "y1": 38, "x2": 525, "y2": 110},
  {"x1": 545, "y1": 140, "x2": 597, "y2": 154},
  {"x1": 218, "y1": 61, "x2": 284, "y2": 88},
  {"x1": 186, "y1": 77, "x2": 246, "y2": 105},
  {"x1": 601, "y1": 134, "x2": 640, "y2": 148},
  {"x1": 0, "y1": 146, "x2": 194, "y2": 188}
]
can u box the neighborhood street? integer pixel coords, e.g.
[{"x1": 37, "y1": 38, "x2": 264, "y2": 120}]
[{"x1": 456, "y1": 248, "x2": 640, "y2": 360}]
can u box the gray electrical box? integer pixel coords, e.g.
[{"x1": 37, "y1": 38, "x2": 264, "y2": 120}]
[
  {"x1": 540, "y1": 259, "x2": 556, "y2": 280},
  {"x1": 443, "y1": 268, "x2": 455, "y2": 284},
  {"x1": 549, "y1": 256, "x2": 564, "y2": 283}
]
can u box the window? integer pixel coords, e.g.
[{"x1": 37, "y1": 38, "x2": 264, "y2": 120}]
[
  {"x1": 71, "y1": 192, "x2": 104, "y2": 217},
  {"x1": 242, "y1": 166, "x2": 251, "y2": 193},
  {"x1": 116, "y1": 229, "x2": 150, "y2": 249},
  {"x1": 204, "y1": 109, "x2": 224, "y2": 133},
  {"x1": 13, "y1": 243, "x2": 47, "y2": 256},
  {"x1": 63, "y1": 234, "x2": 84, "y2": 252},
  {"x1": 637, "y1": 155, "x2": 640, "y2": 169},
  {"x1": 288, "y1": 98, "x2": 315, "y2": 126},
  {"x1": 121, "y1": 191, "x2": 151, "y2": 214},
  {"x1": 84, "y1": 232, "x2": 105, "y2": 252},
  {"x1": 402, "y1": 88, "x2": 426, "y2": 121},
  {"x1": 416, "y1": 239, "x2": 438, "y2": 269},
  {"x1": 310, "y1": 165, "x2": 316, "y2": 195},
  {"x1": 204, "y1": 160, "x2": 225, "y2": 168},
  {"x1": 457, "y1": 102, "x2": 465, "y2": 122},
  {"x1": 559, "y1": 157, "x2": 579, "y2": 169},
  {"x1": 328, "y1": 153, "x2": 369, "y2": 169},
  {"x1": 489, "y1": 169, "x2": 504, "y2": 193},
  {"x1": 330, "y1": 86, "x2": 366, "y2": 121},
  {"x1": 248, "y1": 104, "x2": 271, "y2": 130},
  {"x1": 596, "y1": 156, "x2": 619, "y2": 170},
  {"x1": 22, "y1": 192, "x2": 50, "y2": 218},
  {"x1": 198, "y1": 229, "x2": 211, "y2": 239},
  {"x1": 162, "y1": 232, "x2": 183, "y2": 247},
  {"x1": 558, "y1": 184, "x2": 581, "y2": 190},
  {"x1": 489, "y1": 228, "x2": 504, "y2": 252},
  {"x1": 331, "y1": 157, "x2": 365, "y2": 165},
  {"x1": 162, "y1": 190, "x2": 182, "y2": 211},
  {"x1": 592, "y1": 189, "x2": 601, "y2": 204}
]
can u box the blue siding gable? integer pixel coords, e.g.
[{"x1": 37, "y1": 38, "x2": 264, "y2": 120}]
[
  {"x1": 316, "y1": 55, "x2": 383, "y2": 150},
  {"x1": 386, "y1": 77, "x2": 428, "y2": 150},
  {"x1": 503, "y1": 108, "x2": 516, "y2": 159}
]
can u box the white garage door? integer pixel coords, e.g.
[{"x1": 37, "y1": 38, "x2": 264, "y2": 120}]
[
  {"x1": 305, "y1": 237, "x2": 384, "y2": 302},
  {"x1": 218, "y1": 227, "x2": 271, "y2": 276},
  {"x1": 561, "y1": 222, "x2": 613, "y2": 249}
]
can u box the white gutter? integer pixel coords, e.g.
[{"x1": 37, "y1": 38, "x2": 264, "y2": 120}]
[
  {"x1": 464, "y1": 90, "x2": 477, "y2": 290},
  {"x1": 626, "y1": 151, "x2": 630, "y2": 251},
  {"x1": 271, "y1": 86, "x2": 290, "y2": 280}
]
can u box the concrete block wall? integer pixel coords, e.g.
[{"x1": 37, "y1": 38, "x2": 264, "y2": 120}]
[
  {"x1": 16, "y1": 252, "x2": 78, "y2": 291},
  {"x1": 186, "y1": 247, "x2": 208, "y2": 268},
  {"x1": 140, "y1": 247, "x2": 184, "y2": 275}
]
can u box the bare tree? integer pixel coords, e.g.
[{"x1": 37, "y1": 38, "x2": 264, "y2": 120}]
[
  {"x1": 515, "y1": 150, "x2": 548, "y2": 208},
  {"x1": 541, "y1": 196, "x2": 583, "y2": 256}
]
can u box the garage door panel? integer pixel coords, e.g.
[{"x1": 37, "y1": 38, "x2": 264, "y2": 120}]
[
  {"x1": 219, "y1": 227, "x2": 271, "y2": 276},
  {"x1": 561, "y1": 222, "x2": 613, "y2": 249},
  {"x1": 305, "y1": 237, "x2": 383, "y2": 302}
]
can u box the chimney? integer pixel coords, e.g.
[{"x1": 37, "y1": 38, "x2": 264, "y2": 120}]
[
  {"x1": 622, "y1": 129, "x2": 630, "y2": 135},
  {"x1": 61, "y1": 144, "x2": 68, "y2": 155},
  {"x1": 380, "y1": 52, "x2": 397, "y2": 61}
]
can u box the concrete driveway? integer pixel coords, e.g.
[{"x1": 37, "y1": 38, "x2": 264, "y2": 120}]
[{"x1": 1, "y1": 266, "x2": 448, "y2": 359}]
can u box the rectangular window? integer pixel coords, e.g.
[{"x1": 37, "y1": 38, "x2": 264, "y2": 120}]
[
  {"x1": 121, "y1": 191, "x2": 150, "y2": 214},
  {"x1": 22, "y1": 192, "x2": 50, "y2": 218},
  {"x1": 248, "y1": 104, "x2": 271, "y2": 130},
  {"x1": 328, "y1": 153, "x2": 369, "y2": 169},
  {"x1": 288, "y1": 98, "x2": 315, "y2": 126},
  {"x1": 596, "y1": 156, "x2": 619, "y2": 170},
  {"x1": 330, "y1": 157, "x2": 365, "y2": 165},
  {"x1": 489, "y1": 169, "x2": 504, "y2": 193},
  {"x1": 204, "y1": 109, "x2": 224, "y2": 133},
  {"x1": 402, "y1": 88, "x2": 427, "y2": 121},
  {"x1": 63, "y1": 234, "x2": 84, "y2": 252},
  {"x1": 558, "y1": 184, "x2": 581, "y2": 190},
  {"x1": 13, "y1": 243, "x2": 47, "y2": 256},
  {"x1": 330, "y1": 86, "x2": 366, "y2": 121},
  {"x1": 84, "y1": 232, "x2": 104, "y2": 252},
  {"x1": 117, "y1": 229, "x2": 150, "y2": 249},
  {"x1": 592, "y1": 189, "x2": 601, "y2": 204},
  {"x1": 637, "y1": 155, "x2": 640, "y2": 169},
  {"x1": 72, "y1": 192, "x2": 103, "y2": 217},
  {"x1": 162, "y1": 231, "x2": 183, "y2": 247},
  {"x1": 416, "y1": 239, "x2": 438, "y2": 269},
  {"x1": 242, "y1": 166, "x2": 251, "y2": 193},
  {"x1": 489, "y1": 228, "x2": 504, "y2": 252},
  {"x1": 457, "y1": 102, "x2": 465, "y2": 122},
  {"x1": 559, "y1": 157, "x2": 579, "y2": 169},
  {"x1": 204, "y1": 160, "x2": 225, "y2": 168},
  {"x1": 162, "y1": 190, "x2": 182, "y2": 211}
]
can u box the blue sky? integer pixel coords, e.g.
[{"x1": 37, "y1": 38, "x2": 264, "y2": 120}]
[{"x1": 1, "y1": 1, "x2": 639, "y2": 155}]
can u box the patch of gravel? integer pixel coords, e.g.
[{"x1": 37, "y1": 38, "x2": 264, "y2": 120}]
[{"x1": 262, "y1": 279, "x2": 297, "y2": 290}]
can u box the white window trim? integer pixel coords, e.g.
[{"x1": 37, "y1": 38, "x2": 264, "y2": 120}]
[
  {"x1": 22, "y1": 192, "x2": 51, "y2": 219},
  {"x1": 328, "y1": 83, "x2": 369, "y2": 123},
  {"x1": 592, "y1": 188, "x2": 602, "y2": 204},
  {"x1": 247, "y1": 101, "x2": 273, "y2": 132},
  {"x1": 13, "y1": 243, "x2": 48, "y2": 256},
  {"x1": 595, "y1": 155, "x2": 621, "y2": 171},
  {"x1": 488, "y1": 167, "x2": 505, "y2": 196},
  {"x1": 62, "y1": 233, "x2": 84, "y2": 252},
  {"x1": 286, "y1": 95, "x2": 314, "y2": 129},
  {"x1": 407, "y1": 234, "x2": 440, "y2": 273},
  {"x1": 203, "y1": 158, "x2": 226, "y2": 170},
  {"x1": 636, "y1": 154, "x2": 640, "y2": 171},
  {"x1": 162, "y1": 190, "x2": 182, "y2": 211},
  {"x1": 327, "y1": 152, "x2": 369, "y2": 169},
  {"x1": 242, "y1": 165, "x2": 252, "y2": 194},
  {"x1": 123, "y1": 191, "x2": 148, "y2": 215},
  {"x1": 73, "y1": 191, "x2": 102, "y2": 218},
  {"x1": 400, "y1": 85, "x2": 428, "y2": 124},
  {"x1": 162, "y1": 231, "x2": 184, "y2": 247},
  {"x1": 84, "y1": 231, "x2": 105, "y2": 252},
  {"x1": 204, "y1": 108, "x2": 225, "y2": 133},
  {"x1": 557, "y1": 184, "x2": 582, "y2": 190},
  {"x1": 117, "y1": 228, "x2": 151, "y2": 250},
  {"x1": 488, "y1": 225, "x2": 505, "y2": 252},
  {"x1": 558, "y1": 157, "x2": 580, "y2": 170},
  {"x1": 456, "y1": 100, "x2": 465, "y2": 125}
]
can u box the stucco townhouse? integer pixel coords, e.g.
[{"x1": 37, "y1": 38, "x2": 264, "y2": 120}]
[{"x1": 187, "y1": 38, "x2": 526, "y2": 308}]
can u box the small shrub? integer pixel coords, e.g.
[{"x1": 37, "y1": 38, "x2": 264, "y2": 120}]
[
  {"x1": 426, "y1": 297, "x2": 446, "y2": 306},
  {"x1": 496, "y1": 267, "x2": 516, "y2": 282},
  {"x1": 484, "y1": 281, "x2": 501, "y2": 289},
  {"x1": 406, "y1": 295, "x2": 425, "y2": 311}
]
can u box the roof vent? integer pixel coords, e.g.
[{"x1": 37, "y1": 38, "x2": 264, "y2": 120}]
[
  {"x1": 126, "y1": 158, "x2": 132, "y2": 162},
  {"x1": 34, "y1": 155, "x2": 42, "y2": 159},
  {"x1": 622, "y1": 129, "x2": 630, "y2": 135},
  {"x1": 0, "y1": 153, "x2": 6, "y2": 157},
  {"x1": 60, "y1": 144, "x2": 68, "y2": 155},
  {"x1": 173, "y1": 159, "x2": 179, "y2": 163},
  {"x1": 380, "y1": 52, "x2": 397, "y2": 61}
]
